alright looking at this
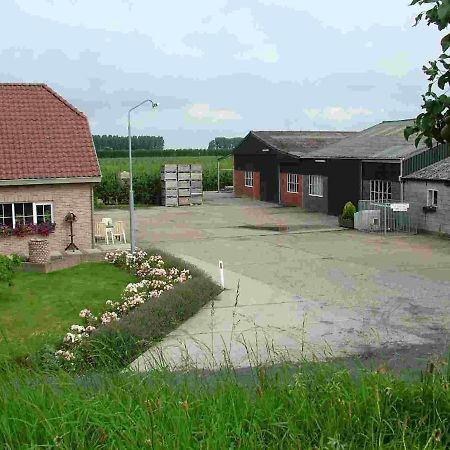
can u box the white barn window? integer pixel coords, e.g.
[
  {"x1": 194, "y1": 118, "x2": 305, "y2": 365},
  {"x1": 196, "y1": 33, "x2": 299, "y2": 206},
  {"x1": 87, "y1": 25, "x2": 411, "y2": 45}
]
[
  {"x1": 370, "y1": 180, "x2": 392, "y2": 203},
  {"x1": 287, "y1": 173, "x2": 299, "y2": 193},
  {"x1": 244, "y1": 171, "x2": 253, "y2": 187},
  {"x1": 427, "y1": 189, "x2": 438, "y2": 207},
  {"x1": 308, "y1": 175, "x2": 323, "y2": 197}
]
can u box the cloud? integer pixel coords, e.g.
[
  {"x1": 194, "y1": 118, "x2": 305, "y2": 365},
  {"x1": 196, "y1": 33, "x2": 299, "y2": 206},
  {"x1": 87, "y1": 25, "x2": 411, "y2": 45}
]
[
  {"x1": 234, "y1": 43, "x2": 279, "y2": 63},
  {"x1": 304, "y1": 106, "x2": 374, "y2": 122},
  {"x1": 186, "y1": 103, "x2": 241, "y2": 122},
  {"x1": 378, "y1": 52, "x2": 412, "y2": 77}
]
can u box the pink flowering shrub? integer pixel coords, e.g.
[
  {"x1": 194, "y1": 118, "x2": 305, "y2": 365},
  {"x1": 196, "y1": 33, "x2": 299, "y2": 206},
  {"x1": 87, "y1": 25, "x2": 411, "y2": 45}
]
[{"x1": 54, "y1": 249, "x2": 192, "y2": 366}]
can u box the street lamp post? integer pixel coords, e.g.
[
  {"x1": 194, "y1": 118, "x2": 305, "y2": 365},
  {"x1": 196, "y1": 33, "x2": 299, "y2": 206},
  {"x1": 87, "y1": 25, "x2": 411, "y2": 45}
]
[{"x1": 128, "y1": 99, "x2": 159, "y2": 254}]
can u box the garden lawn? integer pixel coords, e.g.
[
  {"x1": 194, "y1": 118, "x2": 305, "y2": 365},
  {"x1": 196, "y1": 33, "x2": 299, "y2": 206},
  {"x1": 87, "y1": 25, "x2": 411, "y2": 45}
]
[{"x1": 0, "y1": 262, "x2": 135, "y2": 361}]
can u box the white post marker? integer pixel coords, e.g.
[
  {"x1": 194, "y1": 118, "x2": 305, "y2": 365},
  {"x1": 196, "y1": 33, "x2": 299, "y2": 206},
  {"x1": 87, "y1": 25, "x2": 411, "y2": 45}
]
[{"x1": 219, "y1": 260, "x2": 225, "y2": 289}]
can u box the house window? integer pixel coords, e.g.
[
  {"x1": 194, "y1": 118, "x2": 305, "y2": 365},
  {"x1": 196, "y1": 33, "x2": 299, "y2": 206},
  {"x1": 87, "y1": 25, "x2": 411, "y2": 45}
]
[
  {"x1": 287, "y1": 173, "x2": 299, "y2": 193},
  {"x1": 13, "y1": 202, "x2": 34, "y2": 225},
  {"x1": 0, "y1": 202, "x2": 53, "y2": 228},
  {"x1": 0, "y1": 203, "x2": 13, "y2": 227},
  {"x1": 308, "y1": 175, "x2": 323, "y2": 197},
  {"x1": 370, "y1": 180, "x2": 392, "y2": 203},
  {"x1": 34, "y1": 203, "x2": 53, "y2": 224},
  {"x1": 427, "y1": 189, "x2": 438, "y2": 207},
  {"x1": 244, "y1": 171, "x2": 253, "y2": 187}
]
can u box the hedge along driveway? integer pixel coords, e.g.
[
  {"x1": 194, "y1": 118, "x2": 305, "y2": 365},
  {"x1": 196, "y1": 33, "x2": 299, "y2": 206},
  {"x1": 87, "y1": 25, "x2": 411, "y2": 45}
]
[
  {"x1": 65, "y1": 249, "x2": 222, "y2": 372},
  {"x1": 0, "y1": 262, "x2": 136, "y2": 362}
]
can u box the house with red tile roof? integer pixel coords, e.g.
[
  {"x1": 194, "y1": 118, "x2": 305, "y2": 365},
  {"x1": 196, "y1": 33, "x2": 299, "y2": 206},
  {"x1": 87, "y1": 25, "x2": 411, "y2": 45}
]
[{"x1": 0, "y1": 83, "x2": 101, "y2": 256}]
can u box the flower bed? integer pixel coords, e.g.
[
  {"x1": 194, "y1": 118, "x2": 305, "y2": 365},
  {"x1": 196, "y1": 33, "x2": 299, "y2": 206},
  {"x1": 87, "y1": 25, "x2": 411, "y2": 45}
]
[
  {"x1": 0, "y1": 222, "x2": 56, "y2": 238},
  {"x1": 53, "y1": 249, "x2": 192, "y2": 366}
]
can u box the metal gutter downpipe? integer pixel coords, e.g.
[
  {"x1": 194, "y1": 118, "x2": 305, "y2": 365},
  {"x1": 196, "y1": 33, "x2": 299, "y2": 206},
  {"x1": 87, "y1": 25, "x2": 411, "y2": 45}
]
[{"x1": 399, "y1": 158, "x2": 404, "y2": 202}]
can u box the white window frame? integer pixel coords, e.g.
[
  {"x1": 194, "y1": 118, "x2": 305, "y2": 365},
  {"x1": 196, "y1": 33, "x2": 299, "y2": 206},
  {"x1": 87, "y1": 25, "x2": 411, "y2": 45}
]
[
  {"x1": 369, "y1": 180, "x2": 392, "y2": 203},
  {"x1": 0, "y1": 202, "x2": 53, "y2": 228},
  {"x1": 244, "y1": 171, "x2": 253, "y2": 187},
  {"x1": 287, "y1": 173, "x2": 299, "y2": 193},
  {"x1": 427, "y1": 189, "x2": 438, "y2": 207},
  {"x1": 308, "y1": 175, "x2": 323, "y2": 197},
  {"x1": 33, "y1": 202, "x2": 54, "y2": 225}
]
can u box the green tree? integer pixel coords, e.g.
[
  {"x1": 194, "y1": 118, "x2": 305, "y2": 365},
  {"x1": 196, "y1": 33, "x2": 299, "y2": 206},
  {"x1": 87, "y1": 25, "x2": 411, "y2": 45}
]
[{"x1": 405, "y1": 0, "x2": 450, "y2": 147}]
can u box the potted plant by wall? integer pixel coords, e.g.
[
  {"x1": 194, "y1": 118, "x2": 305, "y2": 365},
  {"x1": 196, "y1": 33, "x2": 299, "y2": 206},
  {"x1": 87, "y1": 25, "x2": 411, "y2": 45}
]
[{"x1": 338, "y1": 201, "x2": 356, "y2": 229}]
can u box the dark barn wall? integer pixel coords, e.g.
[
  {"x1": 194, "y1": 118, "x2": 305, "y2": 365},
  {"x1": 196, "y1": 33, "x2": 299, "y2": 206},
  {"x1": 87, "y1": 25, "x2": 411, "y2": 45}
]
[
  {"x1": 234, "y1": 134, "x2": 299, "y2": 203},
  {"x1": 281, "y1": 159, "x2": 361, "y2": 216},
  {"x1": 302, "y1": 176, "x2": 328, "y2": 213},
  {"x1": 361, "y1": 162, "x2": 401, "y2": 200},
  {"x1": 362, "y1": 162, "x2": 400, "y2": 181}
]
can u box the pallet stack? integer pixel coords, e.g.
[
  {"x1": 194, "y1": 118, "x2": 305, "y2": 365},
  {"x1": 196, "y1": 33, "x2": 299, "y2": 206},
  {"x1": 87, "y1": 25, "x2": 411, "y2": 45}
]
[
  {"x1": 190, "y1": 164, "x2": 203, "y2": 205},
  {"x1": 160, "y1": 164, "x2": 203, "y2": 206},
  {"x1": 177, "y1": 164, "x2": 191, "y2": 206},
  {"x1": 160, "y1": 164, "x2": 178, "y2": 206}
]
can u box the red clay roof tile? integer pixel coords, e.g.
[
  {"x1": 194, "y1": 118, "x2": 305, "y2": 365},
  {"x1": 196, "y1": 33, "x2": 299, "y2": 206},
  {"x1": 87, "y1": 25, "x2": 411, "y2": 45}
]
[{"x1": 0, "y1": 83, "x2": 101, "y2": 181}]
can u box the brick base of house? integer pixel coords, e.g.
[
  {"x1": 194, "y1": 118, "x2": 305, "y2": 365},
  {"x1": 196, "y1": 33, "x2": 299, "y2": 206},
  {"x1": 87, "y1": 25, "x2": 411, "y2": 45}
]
[
  {"x1": 0, "y1": 183, "x2": 95, "y2": 257},
  {"x1": 234, "y1": 170, "x2": 261, "y2": 200},
  {"x1": 280, "y1": 173, "x2": 302, "y2": 207}
]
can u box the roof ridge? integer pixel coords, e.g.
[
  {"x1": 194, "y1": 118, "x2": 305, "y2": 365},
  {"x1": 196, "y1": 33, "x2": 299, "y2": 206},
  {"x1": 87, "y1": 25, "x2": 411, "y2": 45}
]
[
  {"x1": 0, "y1": 82, "x2": 46, "y2": 86},
  {"x1": 252, "y1": 129, "x2": 356, "y2": 133}
]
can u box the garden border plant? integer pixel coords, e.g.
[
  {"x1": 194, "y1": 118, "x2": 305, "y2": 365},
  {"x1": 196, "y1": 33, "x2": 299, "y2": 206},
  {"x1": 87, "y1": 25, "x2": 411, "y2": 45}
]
[{"x1": 43, "y1": 248, "x2": 222, "y2": 372}]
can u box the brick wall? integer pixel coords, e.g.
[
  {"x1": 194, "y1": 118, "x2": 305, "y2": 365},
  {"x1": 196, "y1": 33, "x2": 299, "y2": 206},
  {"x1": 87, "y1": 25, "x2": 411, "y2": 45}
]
[
  {"x1": 233, "y1": 170, "x2": 260, "y2": 200},
  {"x1": 280, "y1": 172, "x2": 302, "y2": 207},
  {"x1": 404, "y1": 180, "x2": 450, "y2": 235},
  {"x1": 0, "y1": 183, "x2": 95, "y2": 256}
]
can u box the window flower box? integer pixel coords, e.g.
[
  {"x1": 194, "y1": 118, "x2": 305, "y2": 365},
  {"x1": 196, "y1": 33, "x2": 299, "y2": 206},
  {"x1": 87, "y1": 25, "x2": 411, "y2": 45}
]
[
  {"x1": 422, "y1": 205, "x2": 437, "y2": 213},
  {"x1": 0, "y1": 222, "x2": 56, "y2": 238}
]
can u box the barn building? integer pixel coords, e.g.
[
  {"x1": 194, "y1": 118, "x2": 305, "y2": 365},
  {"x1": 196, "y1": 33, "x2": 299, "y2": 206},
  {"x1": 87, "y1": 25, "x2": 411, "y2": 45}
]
[{"x1": 233, "y1": 120, "x2": 450, "y2": 216}]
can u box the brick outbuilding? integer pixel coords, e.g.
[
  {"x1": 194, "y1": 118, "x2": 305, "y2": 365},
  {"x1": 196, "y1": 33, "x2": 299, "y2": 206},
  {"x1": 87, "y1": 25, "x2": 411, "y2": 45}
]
[{"x1": 0, "y1": 83, "x2": 101, "y2": 256}]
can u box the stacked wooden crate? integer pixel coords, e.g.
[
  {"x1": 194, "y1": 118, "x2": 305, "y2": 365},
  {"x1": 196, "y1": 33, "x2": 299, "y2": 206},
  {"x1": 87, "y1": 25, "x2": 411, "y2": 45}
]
[
  {"x1": 160, "y1": 164, "x2": 203, "y2": 206},
  {"x1": 160, "y1": 164, "x2": 178, "y2": 206},
  {"x1": 177, "y1": 164, "x2": 191, "y2": 206},
  {"x1": 190, "y1": 164, "x2": 203, "y2": 205}
]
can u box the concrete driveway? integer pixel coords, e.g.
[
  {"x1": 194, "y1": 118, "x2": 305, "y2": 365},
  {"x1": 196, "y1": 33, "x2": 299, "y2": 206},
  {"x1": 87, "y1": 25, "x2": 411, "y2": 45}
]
[{"x1": 95, "y1": 193, "x2": 450, "y2": 370}]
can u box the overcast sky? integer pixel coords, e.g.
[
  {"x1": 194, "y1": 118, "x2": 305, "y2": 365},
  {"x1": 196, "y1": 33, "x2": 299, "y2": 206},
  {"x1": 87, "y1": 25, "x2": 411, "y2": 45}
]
[{"x1": 1, "y1": 0, "x2": 444, "y2": 148}]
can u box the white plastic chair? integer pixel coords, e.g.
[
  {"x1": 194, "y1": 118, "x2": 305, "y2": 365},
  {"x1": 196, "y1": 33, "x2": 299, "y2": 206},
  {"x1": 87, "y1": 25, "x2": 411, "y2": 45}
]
[
  {"x1": 100, "y1": 218, "x2": 114, "y2": 244},
  {"x1": 113, "y1": 221, "x2": 127, "y2": 243}
]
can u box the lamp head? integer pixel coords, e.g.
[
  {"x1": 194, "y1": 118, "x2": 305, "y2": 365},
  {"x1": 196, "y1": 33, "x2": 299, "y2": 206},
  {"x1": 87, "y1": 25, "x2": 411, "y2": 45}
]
[{"x1": 152, "y1": 102, "x2": 159, "y2": 108}]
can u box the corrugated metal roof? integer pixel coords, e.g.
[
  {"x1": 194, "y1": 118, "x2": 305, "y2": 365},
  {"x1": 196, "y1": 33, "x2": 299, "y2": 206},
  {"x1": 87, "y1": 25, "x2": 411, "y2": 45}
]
[
  {"x1": 403, "y1": 157, "x2": 450, "y2": 181},
  {"x1": 307, "y1": 120, "x2": 428, "y2": 159},
  {"x1": 251, "y1": 130, "x2": 355, "y2": 156}
]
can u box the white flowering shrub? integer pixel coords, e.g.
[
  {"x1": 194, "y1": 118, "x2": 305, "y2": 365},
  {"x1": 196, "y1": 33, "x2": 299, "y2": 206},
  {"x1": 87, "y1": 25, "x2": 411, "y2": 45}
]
[{"x1": 54, "y1": 249, "x2": 192, "y2": 367}]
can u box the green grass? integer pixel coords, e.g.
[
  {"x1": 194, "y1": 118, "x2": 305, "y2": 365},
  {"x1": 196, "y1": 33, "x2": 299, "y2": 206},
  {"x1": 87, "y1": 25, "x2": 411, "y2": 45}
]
[
  {"x1": 96, "y1": 156, "x2": 233, "y2": 205},
  {"x1": 99, "y1": 155, "x2": 233, "y2": 174},
  {"x1": 0, "y1": 263, "x2": 135, "y2": 360},
  {"x1": 0, "y1": 360, "x2": 448, "y2": 449}
]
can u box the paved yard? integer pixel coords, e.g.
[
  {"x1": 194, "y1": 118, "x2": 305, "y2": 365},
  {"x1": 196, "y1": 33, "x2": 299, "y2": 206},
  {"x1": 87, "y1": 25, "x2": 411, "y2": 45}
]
[{"x1": 96, "y1": 193, "x2": 450, "y2": 370}]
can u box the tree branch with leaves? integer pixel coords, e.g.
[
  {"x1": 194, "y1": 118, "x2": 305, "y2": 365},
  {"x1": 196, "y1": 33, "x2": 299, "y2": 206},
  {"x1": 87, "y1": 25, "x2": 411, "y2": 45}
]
[{"x1": 405, "y1": 0, "x2": 450, "y2": 147}]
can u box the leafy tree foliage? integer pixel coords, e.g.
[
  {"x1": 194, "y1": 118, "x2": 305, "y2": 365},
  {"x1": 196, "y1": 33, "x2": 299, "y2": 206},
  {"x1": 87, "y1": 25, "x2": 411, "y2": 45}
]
[
  {"x1": 93, "y1": 135, "x2": 164, "y2": 151},
  {"x1": 207, "y1": 137, "x2": 243, "y2": 151},
  {"x1": 405, "y1": 0, "x2": 450, "y2": 147}
]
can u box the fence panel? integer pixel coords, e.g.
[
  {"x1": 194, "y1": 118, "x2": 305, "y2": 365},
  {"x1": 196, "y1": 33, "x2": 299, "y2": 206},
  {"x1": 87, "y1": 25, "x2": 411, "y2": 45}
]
[{"x1": 356, "y1": 200, "x2": 418, "y2": 234}]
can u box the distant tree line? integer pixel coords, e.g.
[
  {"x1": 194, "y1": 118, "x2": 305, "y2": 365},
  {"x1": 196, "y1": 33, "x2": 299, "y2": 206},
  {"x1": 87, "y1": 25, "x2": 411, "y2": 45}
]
[
  {"x1": 93, "y1": 135, "x2": 164, "y2": 151},
  {"x1": 207, "y1": 137, "x2": 243, "y2": 151},
  {"x1": 96, "y1": 149, "x2": 232, "y2": 158}
]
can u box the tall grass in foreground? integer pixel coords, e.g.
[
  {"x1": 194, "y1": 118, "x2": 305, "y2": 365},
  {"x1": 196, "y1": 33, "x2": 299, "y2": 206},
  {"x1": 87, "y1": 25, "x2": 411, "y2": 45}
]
[{"x1": 1, "y1": 359, "x2": 449, "y2": 449}]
